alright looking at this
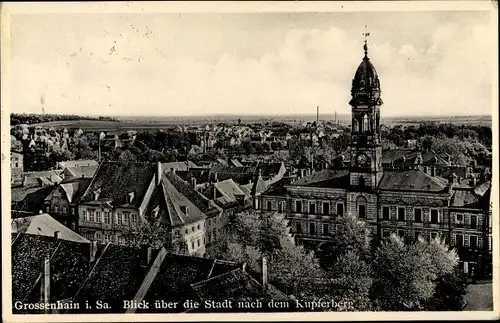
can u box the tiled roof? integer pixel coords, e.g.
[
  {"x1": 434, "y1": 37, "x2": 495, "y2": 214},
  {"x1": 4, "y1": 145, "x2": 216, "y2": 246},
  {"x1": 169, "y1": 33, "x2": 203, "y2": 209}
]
[
  {"x1": 22, "y1": 240, "x2": 93, "y2": 304},
  {"x1": 58, "y1": 178, "x2": 92, "y2": 204},
  {"x1": 142, "y1": 254, "x2": 239, "y2": 312},
  {"x1": 80, "y1": 162, "x2": 156, "y2": 208},
  {"x1": 378, "y1": 169, "x2": 447, "y2": 192},
  {"x1": 290, "y1": 169, "x2": 350, "y2": 188},
  {"x1": 450, "y1": 189, "x2": 481, "y2": 208},
  {"x1": 147, "y1": 174, "x2": 208, "y2": 227},
  {"x1": 382, "y1": 149, "x2": 413, "y2": 164},
  {"x1": 11, "y1": 214, "x2": 89, "y2": 243},
  {"x1": 164, "y1": 171, "x2": 220, "y2": 216},
  {"x1": 11, "y1": 186, "x2": 54, "y2": 214},
  {"x1": 58, "y1": 160, "x2": 98, "y2": 169},
  {"x1": 62, "y1": 165, "x2": 98, "y2": 179},
  {"x1": 474, "y1": 180, "x2": 491, "y2": 197},
  {"x1": 258, "y1": 162, "x2": 285, "y2": 177},
  {"x1": 202, "y1": 179, "x2": 251, "y2": 209},
  {"x1": 191, "y1": 268, "x2": 289, "y2": 308},
  {"x1": 263, "y1": 177, "x2": 294, "y2": 196},
  {"x1": 75, "y1": 244, "x2": 156, "y2": 305},
  {"x1": 162, "y1": 161, "x2": 198, "y2": 172}
]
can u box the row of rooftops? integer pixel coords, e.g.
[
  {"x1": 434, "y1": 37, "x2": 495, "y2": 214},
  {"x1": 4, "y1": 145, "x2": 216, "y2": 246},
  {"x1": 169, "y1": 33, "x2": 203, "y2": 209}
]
[{"x1": 11, "y1": 227, "x2": 290, "y2": 314}]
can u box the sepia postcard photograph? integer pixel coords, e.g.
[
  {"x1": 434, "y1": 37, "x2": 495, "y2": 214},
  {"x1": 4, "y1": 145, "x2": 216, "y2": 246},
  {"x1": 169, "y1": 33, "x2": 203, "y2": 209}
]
[{"x1": 1, "y1": 1, "x2": 499, "y2": 322}]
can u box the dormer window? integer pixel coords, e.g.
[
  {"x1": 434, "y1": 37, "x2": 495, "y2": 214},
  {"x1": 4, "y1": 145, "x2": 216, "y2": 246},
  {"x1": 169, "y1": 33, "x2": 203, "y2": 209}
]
[
  {"x1": 152, "y1": 206, "x2": 160, "y2": 219},
  {"x1": 180, "y1": 206, "x2": 188, "y2": 215}
]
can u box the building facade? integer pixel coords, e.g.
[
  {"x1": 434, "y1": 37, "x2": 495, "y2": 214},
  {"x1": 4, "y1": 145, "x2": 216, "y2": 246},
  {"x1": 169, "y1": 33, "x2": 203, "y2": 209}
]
[{"x1": 259, "y1": 42, "x2": 492, "y2": 278}]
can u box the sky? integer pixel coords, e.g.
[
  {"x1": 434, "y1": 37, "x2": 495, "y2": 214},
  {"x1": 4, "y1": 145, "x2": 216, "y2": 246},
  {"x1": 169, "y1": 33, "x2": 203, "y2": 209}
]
[{"x1": 6, "y1": 7, "x2": 495, "y2": 117}]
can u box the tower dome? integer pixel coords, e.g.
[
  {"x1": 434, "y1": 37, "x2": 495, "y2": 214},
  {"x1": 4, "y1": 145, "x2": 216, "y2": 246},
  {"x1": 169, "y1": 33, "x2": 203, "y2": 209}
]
[{"x1": 349, "y1": 43, "x2": 383, "y2": 107}]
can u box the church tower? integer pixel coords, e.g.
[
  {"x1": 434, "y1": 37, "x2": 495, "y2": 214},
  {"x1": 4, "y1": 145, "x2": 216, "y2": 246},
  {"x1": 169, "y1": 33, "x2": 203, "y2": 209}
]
[{"x1": 349, "y1": 29, "x2": 383, "y2": 189}]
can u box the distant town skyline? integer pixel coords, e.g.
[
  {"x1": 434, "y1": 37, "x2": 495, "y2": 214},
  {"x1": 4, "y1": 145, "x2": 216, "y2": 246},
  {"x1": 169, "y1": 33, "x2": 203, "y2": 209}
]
[{"x1": 5, "y1": 2, "x2": 496, "y2": 117}]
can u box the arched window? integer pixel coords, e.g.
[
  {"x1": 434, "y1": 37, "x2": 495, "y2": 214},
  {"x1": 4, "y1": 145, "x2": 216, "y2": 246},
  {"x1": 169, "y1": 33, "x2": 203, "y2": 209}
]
[{"x1": 356, "y1": 196, "x2": 368, "y2": 219}]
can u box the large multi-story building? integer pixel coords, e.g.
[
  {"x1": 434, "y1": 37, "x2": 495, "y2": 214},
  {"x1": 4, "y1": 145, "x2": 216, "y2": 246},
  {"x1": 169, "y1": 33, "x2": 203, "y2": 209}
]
[{"x1": 259, "y1": 41, "x2": 492, "y2": 278}]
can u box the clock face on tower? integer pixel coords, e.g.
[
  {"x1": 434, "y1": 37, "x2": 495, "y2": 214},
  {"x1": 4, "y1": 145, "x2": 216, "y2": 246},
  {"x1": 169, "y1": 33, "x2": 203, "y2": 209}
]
[{"x1": 356, "y1": 153, "x2": 368, "y2": 167}]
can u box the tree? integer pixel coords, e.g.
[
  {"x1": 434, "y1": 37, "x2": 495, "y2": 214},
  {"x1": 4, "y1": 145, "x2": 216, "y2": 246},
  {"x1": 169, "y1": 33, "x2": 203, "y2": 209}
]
[
  {"x1": 220, "y1": 211, "x2": 325, "y2": 298},
  {"x1": 121, "y1": 221, "x2": 183, "y2": 252},
  {"x1": 328, "y1": 251, "x2": 373, "y2": 311},
  {"x1": 317, "y1": 213, "x2": 371, "y2": 268}
]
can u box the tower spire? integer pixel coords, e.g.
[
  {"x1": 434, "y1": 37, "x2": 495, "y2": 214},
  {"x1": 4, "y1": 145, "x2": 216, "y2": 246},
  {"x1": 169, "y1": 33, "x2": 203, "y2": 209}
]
[{"x1": 362, "y1": 25, "x2": 370, "y2": 58}]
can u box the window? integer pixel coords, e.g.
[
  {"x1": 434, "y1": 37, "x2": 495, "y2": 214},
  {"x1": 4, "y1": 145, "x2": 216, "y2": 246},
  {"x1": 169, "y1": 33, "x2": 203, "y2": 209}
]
[
  {"x1": 54, "y1": 205, "x2": 59, "y2": 213},
  {"x1": 470, "y1": 235, "x2": 478, "y2": 248},
  {"x1": 95, "y1": 231, "x2": 102, "y2": 240},
  {"x1": 415, "y1": 231, "x2": 422, "y2": 240},
  {"x1": 414, "y1": 208, "x2": 422, "y2": 223},
  {"x1": 123, "y1": 213, "x2": 129, "y2": 224},
  {"x1": 430, "y1": 209, "x2": 439, "y2": 224},
  {"x1": 456, "y1": 213, "x2": 463, "y2": 222},
  {"x1": 358, "y1": 205, "x2": 366, "y2": 219},
  {"x1": 397, "y1": 207, "x2": 406, "y2": 221},
  {"x1": 296, "y1": 200, "x2": 302, "y2": 213},
  {"x1": 213, "y1": 230, "x2": 217, "y2": 240},
  {"x1": 398, "y1": 230, "x2": 405, "y2": 238},
  {"x1": 104, "y1": 212, "x2": 111, "y2": 224},
  {"x1": 117, "y1": 213, "x2": 123, "y2": 225},
  {"x1": 336, "y1": 203, "x2": 344, "y2": 216},
  {"x1": 175, "y1": 230, "x2": 180, "y2": 236},
  {"x1": 431, "y1": 232, "x2": 438, "y2": 240},
  {"x1": 455, "y1": 234, "x2": 464, "y2": 247},
  {"x1": 470, "y1": 215, "x2": 477, "y2": 229},
  {"x1": 309, "y1": 222, "x2": 316, "y2": 235},
  {"x1": 197, "y1": 224, "x2": 200, "y2": 230},
  {"x1": 267, "y1": 201, "x2": 272, "y2": 211},
  {"x1": 192, "y1": 226, "x2": 195, "y2": 233},
  {"x1": 197, "y1": 239, "x2": 200, "y2": 247},
  {"x1": 322, "y1": 223, "x2": 329, "y2": 236},
  {"x1": 296, "y1": 222, "x2": 303, "y2": 234},
  {"x1": 185, "y1": 228, "x2": 188, "y2": 234},
  {"x1": 89, "y1": 210, "x2": 95, "y2": 222},
  {"x1": 131, "y1": 213, "x2": 137, "y2": 223},
  {"x1": 208, "y1": 219, "x2": 211, "y2": 226},
  {"x1": 62, "y1": 206, "x2": 67, "y2": 214},
  {"x1": 82, "y1": 210, "x2": 87, "y2": 221},
  {"x1": 309, "y1": 202, "x2": 316, "y2": 215},
  {"x1": 208, "y1": 232, "x2": 212, "y2": 242},
  {"x1": 382, "y1": 206, "x2": 390, "y2": 220},
  {"x1": 382, "y1": 229, "x2": 391, "y2": 238},
  {"x1": 323, "y1": 202, "x2": 330, "y2": 215},
  {"x1": 191, "y1": 241, "x2": 195, "y2": 250},
  {"x1": 96, "y1": 211, "x2": 101, "y2": 223}
]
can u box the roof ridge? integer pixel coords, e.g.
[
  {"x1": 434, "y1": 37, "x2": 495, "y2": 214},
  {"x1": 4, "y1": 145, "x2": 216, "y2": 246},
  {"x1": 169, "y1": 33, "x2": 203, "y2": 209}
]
[{"x1": 161, "y1": 177, "x2": 184, "y2": 225}]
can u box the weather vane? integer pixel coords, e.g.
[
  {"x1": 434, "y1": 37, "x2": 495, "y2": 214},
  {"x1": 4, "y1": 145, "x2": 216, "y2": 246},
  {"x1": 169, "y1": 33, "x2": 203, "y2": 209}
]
[{"x1": 362, "y1": 25, "x2": 370, "y2": 57}]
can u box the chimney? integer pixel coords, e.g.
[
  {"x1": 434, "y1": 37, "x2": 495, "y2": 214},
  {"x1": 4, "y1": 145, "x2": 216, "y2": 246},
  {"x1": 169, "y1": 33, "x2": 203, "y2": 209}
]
[
  {"x1": 128, "y1": 192, "x2": 135, "y2": 204},
  {"x1": 424, "y1": 166, "x2": 429, "y2": 174},
  {"x1": 40, "y1": 256, "x2": 50, "y2": 311},
  {"x1": 190, "y1": 177, "x2": 197, "y2": 187},
  {"x1": 156, "y1": 162, "x2": 162, "y2": 185},
  {"x1": 262, "y1": 256, "x2": 268, "y2": 290},
  {"x1": 242, "y1": 262, "x2": 247, "y2": 272},
  {"x1": 54, "y1": 231, "x2": 61, "y2": 240},
  {"x1": 93, "y1": 188, "x2": 101, "y2": 201},
  {"x1": 213, "y1": 186, "x2": 217, "y2": 199},
  {"x1": 89, "y1": 240, "x2": 98, "y2": 262},
  {"x1": 214, "y1": 172, "x2": 218, "y2": 182}
]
